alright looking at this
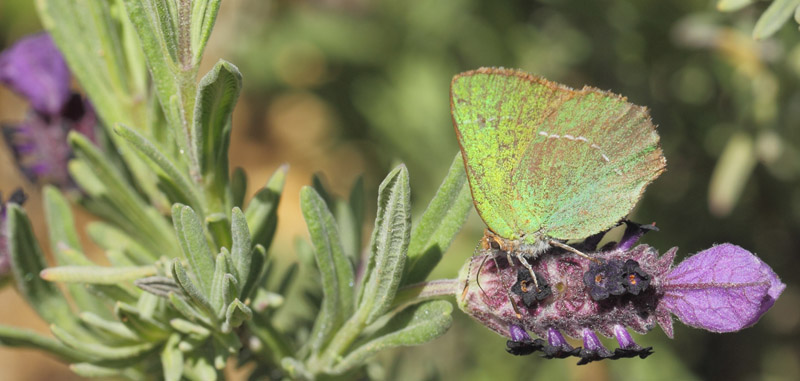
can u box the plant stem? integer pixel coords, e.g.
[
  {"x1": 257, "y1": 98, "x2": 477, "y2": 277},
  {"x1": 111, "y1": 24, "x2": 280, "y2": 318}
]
[{"x1": 391, "y1": 279, "x2": 459, "y2": 310}]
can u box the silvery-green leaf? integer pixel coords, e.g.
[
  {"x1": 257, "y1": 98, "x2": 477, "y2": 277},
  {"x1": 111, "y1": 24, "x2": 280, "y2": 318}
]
[
  {"x1": 331, "y1": 300, "x2": 453, "y2": 374},
  {"x1": 209, "y1": 253, "x2": 228, "y2": 313},
  {"x1": 51, "y1": 324, "x2": 157, "y2": 360},
  {"x1": 239, "y1": 244, "x2": 267, "y2": 301},
  {"x1": 40, "y1": 265, "x2": 157, "y2": 284},
  {"x1": 162, "y1": 334, "x2": 184, "y2": 381},
  {"x1": 356, "y1": 165, "x2": 411, "y2": 324},
  {"x1": 753, "y1": 0, "x2": 800, "y2": 39},
  {"x1": 120, "y1": 0, "x2": 181, "y2": 127},
  {"x1": 43, "y1": 186, "x2": 111, "y2": 317},
  {"x1": 231, "y1": 167, "x2": 247, "y2": 208},
  {"x1": 115, "y1": 302, "x2": 170, "y2": 342},
  {"x1": 717, "y1": 0, "x2": 754, "y2": 11},
  {"x1": 223, "y1": 299, "x2": 252, "y2": 332},
  {"x1": 70, "y1": 363, "x2": 146, "y2": 379},
  {"x1": 7, "y1": 204, "x2": 75, "y2": 327},
  {"x1": 169, "y1": 318, "x2": 210, "y2": 340},
  {"x1": 135, "y1": 276, "x2": 182, "y2": 298},
  {"x1": 79, "y1": 312, "x2": 139, "y2": 341},
  {"x1": 222, "y1": 274, "x2": 239, "y2": 313},
  {"x1": 230, "y1": 207, "x2": 253, "y2": 281},
  {"x1": 172, "y1": 204, "x2": 215, "y2": 294},
  {"x1": 0, "y1": 325, "x2": 91, "y2": 362},
  {"x1": 404, "y1": 152, "x2": 471, "y2": 285},
  {"x1": 169, "y1": 292, "x2": 212, "y2": 326},
  {"x1": 113, "y1": 123, "x2": 202, "y2": 210},
  {"x1": 206, "y1": 213, "x2": 231, "y2": 250},
  {"x1": 193, "y1": 60, "x2": 242, "y2": 211},
  {"x1": 301, "y1": 186, "x2": 355, "y2": 353},
  {"x1": 190, "y1": 0, "x2": 221, "y2": 64},
  {"x1": 70, "y1": 133, "x2": 177, "y2": 255},
  {"x1": 172, "y1": 259, "x2": 215, "y2": 318},
  {"x1": 87, "y1": 221, "x2": 158, "y2": 264},
  {"x1": 246, "y1": 164, "x2": 287, "y2": 250}
]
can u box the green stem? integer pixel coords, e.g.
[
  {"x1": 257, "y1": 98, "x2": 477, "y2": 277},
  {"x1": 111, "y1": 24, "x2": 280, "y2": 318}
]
[
  {"x1": 313, "y1": 279, "x2": 458, "y2": 374},
  {"x1": 391, "y1": 279, "x2": 459, "y2": 310}
]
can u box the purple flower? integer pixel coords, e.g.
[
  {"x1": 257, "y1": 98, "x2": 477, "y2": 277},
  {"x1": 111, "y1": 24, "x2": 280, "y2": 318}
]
[
  {"x1": 0, "y1": 189, "x2": 27, "y2": 280},
  {"x1": 0, "y1": 33, "x2": 71, "y2": 115},
  {"x1": 457, "y1": 233, "x2": 785, "y2": 364},
  {"x1": 0, "y1": 32, "x2": 96, "y2": 189}
]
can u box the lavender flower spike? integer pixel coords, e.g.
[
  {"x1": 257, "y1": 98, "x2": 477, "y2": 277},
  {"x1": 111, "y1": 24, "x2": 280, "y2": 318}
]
[
  {"x1": 0, "y1": 33, "x2": 97, "y2": 188},
  {"x1": 0, "y1": 33, "x2": 71, "y2": 115},
  {"x1": 457, "y1": 239, "x2": 784, "y2": 365}
]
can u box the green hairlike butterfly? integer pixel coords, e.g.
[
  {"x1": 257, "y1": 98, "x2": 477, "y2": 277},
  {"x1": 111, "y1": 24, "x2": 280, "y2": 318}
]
[{"x1": 451, "y1": 67, "x2": 666, "y2": 256}]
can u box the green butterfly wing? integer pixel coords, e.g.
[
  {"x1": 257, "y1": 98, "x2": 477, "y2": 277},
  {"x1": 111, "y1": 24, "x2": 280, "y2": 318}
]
[{"x1": 450, "y1": 68, "x2": 665, "y2": 244}]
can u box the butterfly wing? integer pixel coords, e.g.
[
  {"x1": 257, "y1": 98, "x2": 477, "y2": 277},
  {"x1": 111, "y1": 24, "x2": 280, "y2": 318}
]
[{"x1": 451, "y1": 68, "x2": 665, "y2": 243}]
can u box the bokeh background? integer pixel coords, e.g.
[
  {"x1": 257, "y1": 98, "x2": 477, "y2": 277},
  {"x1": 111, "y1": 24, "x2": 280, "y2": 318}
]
[{"x1": 1, "y1": 0, "x2": 799, "y2": 380}]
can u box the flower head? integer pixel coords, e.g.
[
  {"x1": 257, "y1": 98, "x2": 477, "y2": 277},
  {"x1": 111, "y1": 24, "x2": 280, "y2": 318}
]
[
  {"x1": 457, "y1": 231, "x2": 785, "y2": 364},
  {"x1": 0, "y1": 33, "x2": 97, "y2": 188}
]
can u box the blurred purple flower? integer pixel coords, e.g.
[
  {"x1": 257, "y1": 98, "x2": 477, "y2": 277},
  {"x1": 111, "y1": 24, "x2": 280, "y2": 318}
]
[
  {"x1": 457, "y1": 225, "x2": 785, "y2": 365},
  {"x1": 0, "y1": 33, "x2": 70, "y2": 115},
  {"x1": 0, "y1": 189, "x2": 27, "y2": 280},
  {"x1": 0, "y1": 32, "x2": 96, "y2": 189}
]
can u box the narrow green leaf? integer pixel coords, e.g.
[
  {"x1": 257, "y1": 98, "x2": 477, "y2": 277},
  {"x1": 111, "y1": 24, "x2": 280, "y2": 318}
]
[
  {"x1": 246, "y1": 164, "x2": 287, "y2": 250},
  {"x1": 190, "y1": 0, "x2": 221, "y2": 64},
  {"x1": 172, "y1": 259, "x2": 215, "y2": 318},
  {"x1": 301, "y1": 186, "x2": 356, "y2": 353},
  {"x1": 206, "y1": 213, "x2": 232, "y2": 250},
  {"x1": 172, "y1": 204, "x2": 215, "y2": 293},
  {"x1": 230, "y1": 207, "x2": 253, "y2": 281},
  {"x1": 115, "y1": 302, "x2": 170, "y2": 342},
  {"x1": 80, "y1": 312, "x2": 139, "y2": 341},
  {"x1": 42, "y1": 186, "x2": 83, "y2": 257},
  {"x1": 231, "y1": 167, "x2": 247, "y2": 208},
  {"x1": 87, "y1": 221, "x2": 158, "y2": 264},
  {"x1": 40, "y1": 265, "x2": 157, "y2": 284},
  {"x1": 6, "y1": 205, "x2": 75, "y2": 326},
  {"x1": 0, "y1": 325, "x2": 92, "y2": 362},
  {"x1": 331, "y1": 300, "x2": 453, "y2": 374},
  {"x1": 120, "y1": 0, "x2": 181, "y2": 125},
  {"x1": 43, "y1": 186, "x2": 111, "y2": 317},
  {"x1": 209, "y1": 253, "x2": 228, "y2": 313},
  {"x1": 357, "y1": 165, "x2": 411, "y2": 325},
  {"x1": 135, "y1": 276, "x2": 182, "y2": 298},
  {"x1": 70, "y1": 363, "x2": 146, "y2": 379},
  {"x1": 169, "y1": 292, "x2": 212, "y2": 326},
  {"x1": 223, "y1": 299, "x2": 252, "y2": 332},
  {"x1": 753, "y1": 0, "x2": 800, "y2": 39},
  {"x1": 240, "y1": 244, "x2": 267, "y2": 300},
  {"x1": 403, "y1": 152, "x2": 472, "y2": 284},
  {"x1": 162, "y1": 334, "x2": 184, "y2": 381},
  {"x1": 193, "y1": 61, "x2": 242, "y2": 210},
  {"x1": 51, "y1": 324, "x2": 157, "y2": 360},
  {"x1": 170, "y1": 318, "x2": 211, "y2": 339},
  {"x1": 70, "y1": 133, "x2": 178, "y2": 255},
  {"x1": 114, "y1": 123, "x2": 203, "y2": 210}
]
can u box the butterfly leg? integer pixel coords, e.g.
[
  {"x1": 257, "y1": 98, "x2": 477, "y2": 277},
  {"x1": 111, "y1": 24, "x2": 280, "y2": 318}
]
[
  {"x1": 514, "y1": 250, "x2": 541, "y2": 290},
  {"x1": 549, "y1": 240, "x2": 601, "y2": 263}
]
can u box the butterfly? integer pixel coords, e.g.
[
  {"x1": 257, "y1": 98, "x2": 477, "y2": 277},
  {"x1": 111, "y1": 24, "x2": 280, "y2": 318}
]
[{"x1": 451, "y1": 67, "x2": 666, "y2": 259}]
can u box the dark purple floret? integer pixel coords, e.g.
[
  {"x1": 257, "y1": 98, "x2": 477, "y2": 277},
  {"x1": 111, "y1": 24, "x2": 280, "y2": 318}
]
[
  {"x1": 621, "y1": 259, "x2": 650, "y2": 295},
  {"x1": 511, "y1": 268, "x2": 551, "y2": 307},
  {"x1": 457, "y1": 241, "x2": 784, "y2": 365},
  {"x1": 583, "y1": 259, "x2": 627, "y2": 301}
]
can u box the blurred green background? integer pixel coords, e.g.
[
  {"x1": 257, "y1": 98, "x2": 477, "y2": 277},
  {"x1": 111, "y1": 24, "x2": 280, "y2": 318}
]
[{"x1": 1, "y1": 0, "x2": 799, "y2": 380}]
